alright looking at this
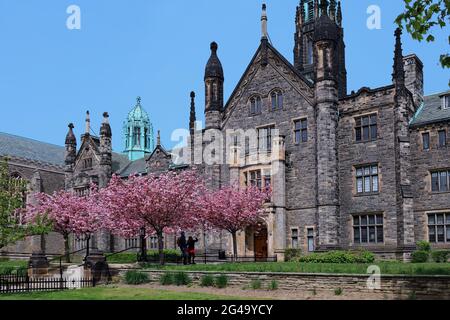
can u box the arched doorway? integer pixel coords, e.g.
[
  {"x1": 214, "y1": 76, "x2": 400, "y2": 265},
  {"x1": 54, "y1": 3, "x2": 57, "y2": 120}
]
[{"x1": 253, "y1": 220, "x2": 268, "y2": 261}]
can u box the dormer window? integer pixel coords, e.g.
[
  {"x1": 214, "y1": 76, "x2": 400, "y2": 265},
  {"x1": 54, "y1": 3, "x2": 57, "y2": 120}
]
[
  {"x1": 442, "y1": 95, "x2": 450, "y2": 110},
  {"x1": 250, "y1": 96, "x2": 262, "y2": 114}
]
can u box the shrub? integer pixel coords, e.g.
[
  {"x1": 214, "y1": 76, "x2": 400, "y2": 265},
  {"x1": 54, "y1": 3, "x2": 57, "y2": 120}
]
[
  {"x1": 174, "y1": 272, "x2": 191, "y2": 286},
  {"x1": 250, "y1": 279, "x2": 262, "y2": 290},
  {"x1": 215, "y1": 274, "x2": 229, "y2": 288},
  {"x1": 159, "y1": 272, "x2": 174, "y2": 285},
  {"x1": 268, "y1": 280, "x2": 278, "y2": 291},
  {"x1": 107, "y1": 249, "x2": 181, "y2": 264},
  {"x1": 431, "y1": 250, "x2": 449, "y2": 263},
  {"x1": 411, "y1": 250, "x2": 429, "y2": 263},
  {"x1": 200, "y1": 274, "x2": 215, "y2": 287},
  {"x1": 284, "y1": 249, "x2": 302, "y2": 262},
  {"x1": 297, "y1": 250, "x2": 375, "y2": 264},
  {"x1": 124, "y1": 270, "x2": 150, "y2": 285},
  {"x1": 416, "y1": 241, "x2": 431, "y2": 252},
  {"x1": 334, "y1": 287, "x2": 343, "y2": 296}
]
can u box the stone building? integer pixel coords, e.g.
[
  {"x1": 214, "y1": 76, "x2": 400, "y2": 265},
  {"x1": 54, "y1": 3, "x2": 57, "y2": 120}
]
[{"x1": 1, "y1": 0, "x2": 449, "y2": 261}]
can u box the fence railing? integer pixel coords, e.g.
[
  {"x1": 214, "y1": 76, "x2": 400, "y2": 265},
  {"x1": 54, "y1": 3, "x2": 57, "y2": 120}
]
[{"x1": 0, "y1": 274, "x2": 94, "y2": 294}]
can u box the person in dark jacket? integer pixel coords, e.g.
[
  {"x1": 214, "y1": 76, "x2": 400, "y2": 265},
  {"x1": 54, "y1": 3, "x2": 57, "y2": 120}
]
[
  {"x1": 187, "y1": 236, "x2": 199, "y2": 264},
  {"x1": 177, "y1": 232, "x2": 188, "y2": 265}
]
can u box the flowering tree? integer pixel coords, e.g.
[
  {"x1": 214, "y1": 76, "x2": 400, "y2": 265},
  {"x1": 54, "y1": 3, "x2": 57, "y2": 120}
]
[
  {"x1": 202, "y1": 185, "x2": 270, "y2": 261},
  {"x1": 25, "y1": 188, "x2": 102, "y2": 262},
  {"x1": 100, "y1": 170, "x2": 206, "y2": 264}
]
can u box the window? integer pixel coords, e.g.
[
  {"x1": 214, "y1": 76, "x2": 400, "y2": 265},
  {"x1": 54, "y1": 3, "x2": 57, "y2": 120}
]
[
  {"x1": 133, "y1": 127, "x2": 141, "y2": 147},
  {"x1": 439, "y1": 130, "x2": 447, "y2": 147},
  {"x1": 83, "y1": 158, "x2": 92, "y2": 169},
  {"x1": 144, "y1": 128, "x2": 148, "y2": 149},
  {"x1": 356, "y1": 165, "x2": 379, "y2": 194},
  {"x1": 74, "y1": 187, "x2": 89, "y2": 197},
  {"x1": 442, "y1": 95, "x2": 450, "y2": 110},
  {"x1": 307, "y1": 228, "x2": 315, "y2": 252},
  {"x1": 271, "y1": 91, "x2": 283, "y2": 110},
  {"x1": 245, "y1": 170, "x2": 271, "y2": 190},
  {"x1": 125, "y1": 238, "x2": 138, "y2": 249},
  {"x1": 355, "y1": 114, "x2": 377, "y2": 142},
  {"x1": 353, "y1": 214, "x2": 384, "y2": 244},
  {"x1": 428, "y1": 213, "x2": 450, "y2": 243},
  {"x1": 244, "y1": 136, "x2": 250, "y2": 156},
  {"x1": 74, "y1": 238, "x2": 87, "y2": 251},
  {"x1": 306, "y1": 38, "x2": 314, "y2": 65},
  {"x1": 258, "y1": 126, "x2": 275, "y2": 152},
  {"x1": 148, "y1": 236, "x2": 159, "y2": 250},
  {"x1": 294, "y1": 119, "x2": 308, "y2": 144},
  {"x1": 250, "y1": 96, "x2": 262, "y2": 114},
  {"x1": 431, "y1": 170, "x2": 450, "y2": 192},
  {"x1": 422, "y1": 132, "x2": 430, "y2": 150},
  {"x1": 291, "y1": 229, "x2": 299, "y2": 249}
]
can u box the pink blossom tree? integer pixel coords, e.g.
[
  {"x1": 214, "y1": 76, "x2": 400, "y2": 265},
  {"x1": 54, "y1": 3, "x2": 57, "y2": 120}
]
[
  {"x1": 100, "y1": 170, "x2": 206, "y2": 264},
  {"x1": 202, "y1": 185, "x2": 270, "y2": 261},
  {"x1": 25, "y1": 188, "x2": 102, "y2": 262}
]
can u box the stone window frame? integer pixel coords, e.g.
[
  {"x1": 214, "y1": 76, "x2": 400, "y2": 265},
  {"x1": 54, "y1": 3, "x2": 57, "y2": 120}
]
[
  {"x1": 242, "y1": 167, "x2": 272, "y2": 191},
  {"x1": 249, "y1": 94, "x2": 263, "y2": 115},
  {"x1": 430, "y1": 168, "x2": 450, "y2": 193},
  {"x1": 304, "y1": 225, "x2": 316, "y2": 252},
  {"x1": 422, "y1": 131, "x2": 431, "y2": 151},
  {"x1": 125, "y1": 237, "x2": 138, "y2": 249},
  {"x1": 290, "y1": 227, "x2": 300, "y2": 249},
  {"x1": 256, "y1": 123, "x2": 277, "y2": 153},
  {"x1": 292, "y1": 117, "x2": 308, "y2": 145},
  {"x1": 269, "y1": 88, "x2": 284, "y2": 111},
  {"x1": 438, "y1": 129, "x2": 447, "y2": 148},
  {"x1": 354, "y1": 112, "x2": 378, "y2": 143},
  {"x1": 352, "y1": 213, "x2": 385, "y2": 245},
  {"x1": 353, "y1": 163, "x2": 381, "y2": 196},
  {"x1": 426, "y1": 211, "x2": 450, "y2": 244}
]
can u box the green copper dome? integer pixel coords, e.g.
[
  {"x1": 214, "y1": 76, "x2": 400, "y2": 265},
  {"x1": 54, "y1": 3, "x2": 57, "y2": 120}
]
[{"x1": 123, "y1": 97, "x2": 155, "y2": 161}]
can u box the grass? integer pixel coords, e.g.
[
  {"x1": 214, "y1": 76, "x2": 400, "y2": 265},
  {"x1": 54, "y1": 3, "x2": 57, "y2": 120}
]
[
  {"x1": 0, "y1": 259, "x2": 28, "y2": 275},
  {"x1": 144, "y1": 262, "x2": 450, "y2": 276},
  {"x1": 0, "y1": 286, "x2": 247, "y2": 300}
]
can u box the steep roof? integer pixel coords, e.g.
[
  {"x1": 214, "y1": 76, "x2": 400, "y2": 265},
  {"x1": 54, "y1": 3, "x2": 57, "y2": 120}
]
[
  {"x1": 0, "y1": 132, "x2": 130, "y2": 173},
  {"x1": 0, "y1": 132, "x2": 66, "y2": 167},
  {"x1": 410, "y1": 90, "x2": 450, "y2": 127},
  {"x1": 117, "y1": 157, "x2": 146, "y2": 177}
]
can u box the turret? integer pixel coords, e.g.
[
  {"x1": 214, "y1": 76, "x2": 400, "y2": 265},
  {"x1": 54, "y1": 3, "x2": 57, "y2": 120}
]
[
  {"x1": 204, "y1": 42, "x2": 224, "y2": 129},
  {"x1": 64, "y1": 123, "x2": 77, "y2": 171},
  {"x1": 313, "y1": 0, "x2": 340, "y2": 249},
  {"x1": 100, "y1": 112, "x2": 112, "y2": 167}
]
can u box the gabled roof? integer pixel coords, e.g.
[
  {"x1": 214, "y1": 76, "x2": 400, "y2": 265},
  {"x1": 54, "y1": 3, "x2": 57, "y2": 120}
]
[
  {"x1": 118, "y1": 157, "x2": 146, "y2": 177},
  {"x1": 0, "y1": 132, "x2": 65, "y2": 167},
  {"x1": 223, "y1": 41, "x2": 314, "y2": 113},
  {"x1": 410, "y1": 90, "x2": 450, "y2": 127}
]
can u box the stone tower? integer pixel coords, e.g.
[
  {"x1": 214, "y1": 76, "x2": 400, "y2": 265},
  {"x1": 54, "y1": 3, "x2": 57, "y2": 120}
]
[
  {"x1": 64, "y1": 123, "x2": 77, "y2": 189},
  {"x1": 204, "y1": 42, "x2": 224, "y2": 130},
  {"x1": 314, "y1": 0, "x2": 340, "y2": 249},
  {"x1": 99, "y1": 112, "x2": 112, "y2": 188},
  {"x1": 294, "y1": 0, "x2": 346, "y2": 98},
  {"x1": 123, "y1": 97, "x2": 155, "y2": 161}
]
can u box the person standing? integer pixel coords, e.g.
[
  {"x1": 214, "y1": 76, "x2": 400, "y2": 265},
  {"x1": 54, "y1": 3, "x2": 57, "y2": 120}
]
[
  {"x1": 187, "y1": 236, "x2": 199, "y2": 264},
  {"x1": 177, "y1": 231, "x2": 188, "y2": 265}
]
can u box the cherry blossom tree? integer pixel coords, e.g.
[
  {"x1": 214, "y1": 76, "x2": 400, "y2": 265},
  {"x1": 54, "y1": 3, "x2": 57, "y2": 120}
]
[
  {"x1": 25, "y1": 188, "x2": 102, "y2": 262},
  {"x1": 100, "y1": 170, "x2": 206, "y2": 264},
  {"x1": 202, "y1": 185, "x2": 270, "y2": 261}
]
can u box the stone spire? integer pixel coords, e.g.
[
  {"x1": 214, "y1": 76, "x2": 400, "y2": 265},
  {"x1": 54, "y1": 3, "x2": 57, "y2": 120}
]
[
  {"x1": 320, "y1": 0, "x2": 329, "y2": 16},
  {"x1": 85, "y1": 111, "x2": 90, "y2": 135},
  {"x1": 189, "y1": 91, "x2": 196, "y2": 133},
  {"x1": 157, "y1": 130, "x2": 161, "y2": 146},
  {"x1": 204, "y1": 42, "x2": 224, "y2": 129},
  {"x1": 100, "y1": 112, "x2": 112, "y2": 138},
  {"x1": 337, "y1": 1, "x2": 342, "y2": 26},
  {"x1": 392, "y1": 28, "x2": 405, "y2": 88},
  {"x1": 65, "y1": 123, "x2": 76, "y2": 145},
  {"x1": 261, "y1": 3, "x2": 268, "y2": 40},
  {"x1": 65, "y1": 123, "x2": 77, "y2": 168},
  {"x1": 329, "y1": 0, "x2": 336, "y2": 21},
  {"x1": 314, "y1": 0, "x2": 320, "y2": 18}
]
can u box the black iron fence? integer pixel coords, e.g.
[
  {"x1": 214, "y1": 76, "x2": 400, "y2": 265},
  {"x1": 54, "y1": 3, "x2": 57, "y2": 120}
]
[{"x1": 0, "y1": 275, "x2": 94, "y2": 294}]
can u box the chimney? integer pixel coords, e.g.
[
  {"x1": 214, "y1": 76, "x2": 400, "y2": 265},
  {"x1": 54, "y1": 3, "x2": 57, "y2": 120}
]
[{"x1": 403, "y1": 54, "x2": 424, "y2": 108}]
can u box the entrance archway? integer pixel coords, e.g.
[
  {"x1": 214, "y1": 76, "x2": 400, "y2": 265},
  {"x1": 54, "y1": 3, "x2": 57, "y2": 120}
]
[{"x1": 253, "y1": 220, "x2": 268, "y2": 261}]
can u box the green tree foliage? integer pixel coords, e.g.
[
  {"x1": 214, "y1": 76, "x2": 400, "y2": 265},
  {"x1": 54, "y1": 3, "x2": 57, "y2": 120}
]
[
  {"x1": 396, "y1": 0, "x2": 449, "y2": 74},
  {"x1": 0, "y1": 158, "x2": 51, "y2": 250}
]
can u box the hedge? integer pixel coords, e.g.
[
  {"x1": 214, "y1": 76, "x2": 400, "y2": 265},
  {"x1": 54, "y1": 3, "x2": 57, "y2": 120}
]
[{"x1": 297, "y1": 250, "x2": 375, "y2": 264}]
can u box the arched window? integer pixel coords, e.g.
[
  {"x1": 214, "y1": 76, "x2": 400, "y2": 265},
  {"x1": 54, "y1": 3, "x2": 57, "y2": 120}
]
[
  {"x1": 133, "y1": 127, "x2": 141, "y2": 147},
  {"x1": 250, "y1": 96, "x2": 262, "y2": 114},
  {"x1": 271, "y1": 90, "x2": 283, "y2": 110},
  {"x1": 306, "y1": 38, "x2": 314, "y2": 65}
]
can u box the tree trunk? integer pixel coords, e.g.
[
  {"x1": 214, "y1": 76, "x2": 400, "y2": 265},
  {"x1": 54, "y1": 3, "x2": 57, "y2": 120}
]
[
  {"x1": 157, "y1": 231, "x2": 164, "y2": 265},
  {"x1": 232, "y1": 232, "x2": 238, "y2": 262},
  {"x1": 63, "y1": 234, "x2": 70, "y2": 263}
]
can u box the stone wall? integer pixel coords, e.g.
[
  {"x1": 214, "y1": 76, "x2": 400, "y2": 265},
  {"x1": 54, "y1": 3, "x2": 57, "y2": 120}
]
[{"x1": 122, "y1": 270, "x2": 450, "y2": 300}]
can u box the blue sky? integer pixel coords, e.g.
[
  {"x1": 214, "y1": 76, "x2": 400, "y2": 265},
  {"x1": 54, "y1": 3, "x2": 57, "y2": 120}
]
[{"x1": 0, "y1": 0, "x2": 448, "y2": 152}]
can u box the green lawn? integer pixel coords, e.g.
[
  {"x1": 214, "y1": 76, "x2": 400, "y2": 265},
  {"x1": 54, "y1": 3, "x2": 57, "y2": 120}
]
[
  {"x1": 0, "y1": 259, "x2": 28, "y2": 275},
  {"x1": 0, "y1": 286, "x2": 246, "y2": 300},
  {"x1": 144, "y1": 262, "x2": 450, "y2": 276}
]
